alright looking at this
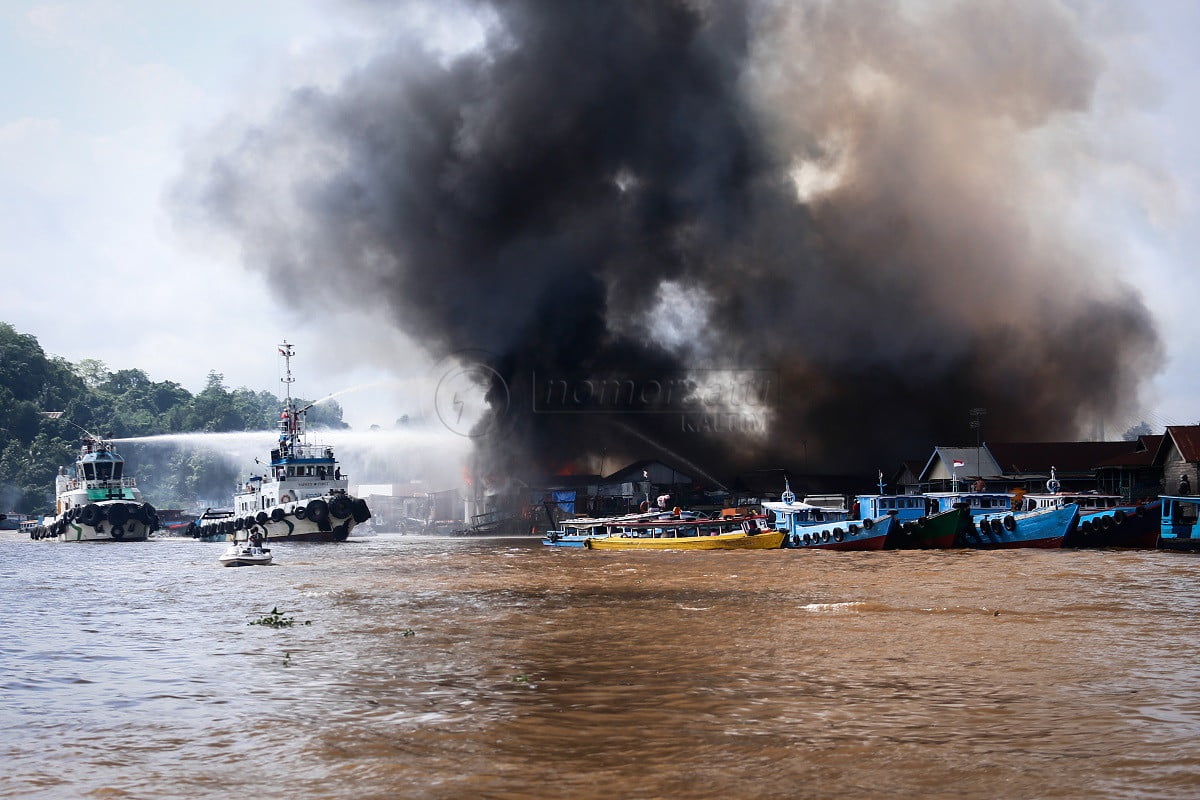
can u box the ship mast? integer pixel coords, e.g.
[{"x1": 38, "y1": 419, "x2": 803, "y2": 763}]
[{"x1": 279, "y1": 341, "x2": 299, "y2": 453}]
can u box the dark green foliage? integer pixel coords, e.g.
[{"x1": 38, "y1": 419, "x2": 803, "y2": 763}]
[{"x1": 0, "y1": 321, "x2": 348, "y2": 514}]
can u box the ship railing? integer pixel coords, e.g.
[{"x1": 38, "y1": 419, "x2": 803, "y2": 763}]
[{"x1": 83, "y1": 477, "x2": 138, "y2": 489}]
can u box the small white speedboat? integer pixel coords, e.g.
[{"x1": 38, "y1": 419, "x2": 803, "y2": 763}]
[{"x1": 218, "y1": 541, "x2": 273, "y2": 567}]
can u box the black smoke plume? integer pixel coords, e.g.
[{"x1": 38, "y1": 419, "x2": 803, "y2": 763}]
[{"x1": 176, "y1": 0, "x2": 1161, "y2": 484}]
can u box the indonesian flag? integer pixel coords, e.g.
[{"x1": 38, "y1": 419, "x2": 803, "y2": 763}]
[{"x1": 952, "y1": 459, "x2": 965, "y2": 468}]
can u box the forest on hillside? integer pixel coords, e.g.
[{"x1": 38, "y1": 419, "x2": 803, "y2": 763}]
[{"x1": 0, "y1": 322, "x2": 348, "y2": 514}]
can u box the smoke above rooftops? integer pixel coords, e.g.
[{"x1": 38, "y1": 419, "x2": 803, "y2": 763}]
[{"x1": 174, "y1": 0, "x2": 1162, "y2": 483}]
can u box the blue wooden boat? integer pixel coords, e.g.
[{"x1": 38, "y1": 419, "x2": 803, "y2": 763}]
[
  {"x1": 1157, "y1": 495, "x2": 1200, "y2": 552},
  {"x1": 1023, "y1": 492, "x2": 1158, "y2": 548},
  {"x1": 854, "y1": 493, "x2": 968, "y2": 549},
  {"x1": 955, "y1": 503, "x2": 1077, "y2": 548},
  {"x1": 762, "y1": 486, "x2": 892, "y2": 550}
]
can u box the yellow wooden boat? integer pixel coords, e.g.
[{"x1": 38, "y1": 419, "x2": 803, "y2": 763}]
[{"x1": 584, "y1": 529, "x2": 785, "y2": 550}]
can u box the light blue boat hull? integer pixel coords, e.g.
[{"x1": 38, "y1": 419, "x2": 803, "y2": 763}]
[{"x1": 957, "y1": 503, "x2": 1077, "y2": 549}]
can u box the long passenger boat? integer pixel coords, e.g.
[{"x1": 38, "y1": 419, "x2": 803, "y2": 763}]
[
  {"x1": 546, "y1": 509, "x2": 783, "y2": 550},
  {"x1": 542, "y1": 511, "x2": 666, "y2": 547}
]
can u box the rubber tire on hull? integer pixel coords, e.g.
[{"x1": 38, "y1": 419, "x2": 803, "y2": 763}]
[
  {"x1": 80, "y1": 504, "x2": 102, "y2": 526},
  {"x1": 307, "y1": 499, "x2": 330, "y2": 524},
  {"x1": 329, "y1": 496, "x2": 352, "y2": 520},
  {"x1": 107, "y1": 504, "x2": 130, "y2": 528},
  {"x1": 351, "y1": 498, "x2": 372, "y2": 523}
]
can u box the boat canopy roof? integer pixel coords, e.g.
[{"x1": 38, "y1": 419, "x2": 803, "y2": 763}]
[
  {"x1": 560, "y1": 511, "x2": 666, "y2": 530},
  {"x1": 761, "y1": 500, "x2": 832, "y2": 513}
]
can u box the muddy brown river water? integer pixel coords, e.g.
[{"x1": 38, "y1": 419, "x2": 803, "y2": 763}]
[{"x1": 3, "y1": 534, "x2": 1199, "y2": 799}]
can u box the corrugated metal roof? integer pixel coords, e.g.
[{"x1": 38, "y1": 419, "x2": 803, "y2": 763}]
[
  {"x1": 1094, "y1": 435, "x2": 1164, "y2": 468},
  {"x1": 986, "y1": 441, "x2": 1140, "y2": 474},
  {"x1": 1162, "y1": 426, "x2": 1200, "y2": 463},
  {"x1": 920, "y1": 447, "x2": 1002, "y2": 481}
]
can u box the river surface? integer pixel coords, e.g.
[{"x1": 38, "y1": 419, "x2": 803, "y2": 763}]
[{"x1": 3, "y1": 534, "x2": 1200, "y2": 799}]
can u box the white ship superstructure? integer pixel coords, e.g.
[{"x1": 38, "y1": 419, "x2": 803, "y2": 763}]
[{"x1": 31, "y1": 438, "x2": 159, "y2": 542}]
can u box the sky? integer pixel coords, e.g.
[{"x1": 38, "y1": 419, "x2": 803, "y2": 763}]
[{"x1": 1, "y1": 0, "x2": 1199, "y2": 437}]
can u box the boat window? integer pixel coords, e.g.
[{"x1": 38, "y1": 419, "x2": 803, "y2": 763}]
[
  {"x1": 97, "y1": 462, "x2": 112, "y2": 481},
  {"x1": 112, "y1": 462, "x2": 123, "y2": 480},
  {"x1": 83, "y1": 463, "x2": 95, "y2": 480}
]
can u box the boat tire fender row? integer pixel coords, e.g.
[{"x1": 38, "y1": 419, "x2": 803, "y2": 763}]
[
  {"x1": 1114, "y1": 510, "x2": 1126, "y2": 525},
  {"x1": 270, "y1": 508, "x2": 286, "y2": 522},
  {"x1": 832, "y1": 528, "x2": 844, "y2": 543},
  {"x1": 863, "y1": 517, "x2": 873, "y2": 530},
  {"x1": 294, "y1": 505, "x2": 308, "y2": 520},
  {"x1": 1003, "y1": 515, "x2": 1016, "y2": 531},
  {"x1": 111, "y1": 525, "x2": 124, "y2": 539}
]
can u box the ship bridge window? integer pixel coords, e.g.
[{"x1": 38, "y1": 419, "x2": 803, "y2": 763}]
[
  {"x1": 112, "y1": 462, "x2": 123, "y2": 480},
  {"x1": 83, "y1": 463, "x2": 95, "y2": 480},
  {"x1": 287, "y1": 467, "x2": 296, "y2": 477},
  {"x1": 97, "y1": 462, "x2": 112, "y2": 481}
]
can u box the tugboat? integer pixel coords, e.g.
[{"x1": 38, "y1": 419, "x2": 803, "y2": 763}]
[
  {"x1": 227, "y1": 342, "x2": 371, "y2": 542},
  {"x1": 32, "y1": 436, "x2": 160, "y2": 542}
]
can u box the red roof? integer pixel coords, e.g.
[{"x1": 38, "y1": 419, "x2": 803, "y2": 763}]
[
  {"x1": 1160, "y1": 426, "x2": 1200, "y2": 463},
  {"x1": 986, "y1": 441, "x2": 1145, "y2": 474},
  {"x1": 1094, "y1": 435, "x2": 1164, "y2": 468}
]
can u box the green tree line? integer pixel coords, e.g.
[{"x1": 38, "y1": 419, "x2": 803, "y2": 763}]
[{"x1": 0, "y1": 322, "x2": 347, "y2": 514}]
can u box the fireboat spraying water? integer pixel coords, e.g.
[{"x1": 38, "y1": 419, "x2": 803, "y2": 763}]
[{"x1": 199, "y1": 342, "x2": 371, "y2": 543}]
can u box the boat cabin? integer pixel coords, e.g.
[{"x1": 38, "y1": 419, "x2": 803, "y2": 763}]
[
  {"x1": 1159, "y1": 495, "x2": 1199, "y2": 543},
  {"x1": 925, "y1": 491, "x2": 1015, "y2": 516},
  {"x1": 855, "y1": 494, "x2": 937, "y2": 522},
  {"x1": 57, "y1": 439, "x2": 139, "y2": 510},
  {"x1": 1022, "y1": 493, "x2": 1125, "y2": 514},
  {"x1": 761, "y1": 500, "x2": 851, "y2": 529}
]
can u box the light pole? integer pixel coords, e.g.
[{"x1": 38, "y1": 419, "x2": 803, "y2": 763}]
[{"x1": 969, "y1": 408, "x2": 987, "y2": 485}]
